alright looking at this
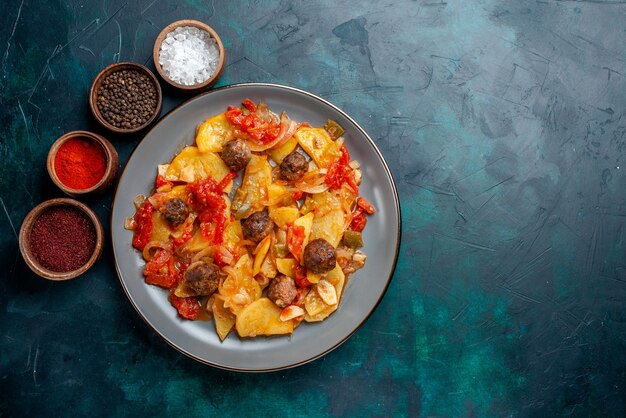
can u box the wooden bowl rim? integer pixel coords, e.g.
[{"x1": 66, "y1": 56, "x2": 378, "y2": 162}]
[
  {"x1": 152, "y1": 19, "x2": 226, "y2": 92},
  {"x1": 19, "y1": 198, "x2": 105, "y2": 281},
  {"x1": 47, "y1": 130, "x2": 118, "y2": 196},
  {"x1": 89, "y1": 62, "x2": 163, "y2": 133}
]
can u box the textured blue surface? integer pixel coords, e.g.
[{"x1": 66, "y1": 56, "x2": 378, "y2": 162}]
[{"x1": 1, "y1": 0, "x2": 626, "y2": 416}]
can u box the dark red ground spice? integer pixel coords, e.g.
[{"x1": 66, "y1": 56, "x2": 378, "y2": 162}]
[{"x1": 29, "y1": 206, "x2": 96, "y2": 272}]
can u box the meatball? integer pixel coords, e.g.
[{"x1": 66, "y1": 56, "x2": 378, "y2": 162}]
[
  {"x1": 162, "y1": 198, "x2": 189, "y2": 226},
  {"x1": 221, "y1": 139, "x2": 251, "y2": 171},
  {"x1": 242, "y1": 211, "x2": 274, "y2": 242},
  {"x1": 267, "y1": 275, "x2": 297, "y2": 308},
  {"x1": 184, "y1": 262, "x2": 219, "y2": 296},
  {"x1": 279, "y1": 151, "x2": 308, "y2": 181},
  {"x1": 303, "y1": 238, "x2": 336, "y2": 274}
]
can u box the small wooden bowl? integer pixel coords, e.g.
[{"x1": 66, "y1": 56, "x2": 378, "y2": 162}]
[
  {"x1": 19, "y1": 198, "x2": 105, "y2": 281},
  {"x1": 47, "y1": 130, "x2": 119, "y2": 197},
  {"x1": 153, "y1": 19, "x2": 226, "y2": 93},
  {"x1": 89, "y1": 62, "x2": 163, "y2": 133}
]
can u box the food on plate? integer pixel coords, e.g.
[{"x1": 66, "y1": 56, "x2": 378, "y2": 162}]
[
  {"x1": 241, "y1": 211, "x2": 274, "y2": 242},
  {"x1": 279, "y1": 151, "x2": 308, "y2": 181},
  {"x1": 126, "y1": 99, "x2": 375, "y2": 340},
  {"x1": 267, "y1": 274, "x2": 297, "y2": 308},
  {"x1": 220, "y1": 138, "x2": 251, "y2": 171},
  {"x1": 303, "y1": 238, "x2": 337, "y2": 274}
]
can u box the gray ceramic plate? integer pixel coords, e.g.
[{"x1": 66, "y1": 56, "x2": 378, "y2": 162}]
[{"x1": 111, "y1": 83, "x2": 401, "y2": 372}]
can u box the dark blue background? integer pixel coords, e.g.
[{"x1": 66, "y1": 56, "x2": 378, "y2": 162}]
[{"x1": 1, "y1": 0, "x2": 625, "y2": 416}]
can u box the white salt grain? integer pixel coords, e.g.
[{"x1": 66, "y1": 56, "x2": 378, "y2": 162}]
[{"x1": 158, "y1": 26, "x2": 220, "y2": 86}]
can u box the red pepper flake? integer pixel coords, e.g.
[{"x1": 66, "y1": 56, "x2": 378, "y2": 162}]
[
  {"x1": 54, "y1": 137, "x2": 107, "y2": 190},
  {"x1": 29, "y1": 206, "x2": 96, "y2": 272},
  {"x1": 132, "y1": 200, "x2": 153, "y2": 250}
]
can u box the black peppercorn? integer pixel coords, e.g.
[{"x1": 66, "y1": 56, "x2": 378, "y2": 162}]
[{"x1": 96, "y1": 69, "x2": 158, "y2": 129}]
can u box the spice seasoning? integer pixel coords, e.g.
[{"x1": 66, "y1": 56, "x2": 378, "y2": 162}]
[
  {"x1": 159, "y1": 26, "x2": 220, "y2": 86},
  {"x1": 29, "y1": 206, "x2": 96, "y2": 272},
  {"x1": 54, "y1": 137, "x2": 107, "y2": 190},
  {"x1": 96, "y1": 69, "x2": 158, "y2": 129}
]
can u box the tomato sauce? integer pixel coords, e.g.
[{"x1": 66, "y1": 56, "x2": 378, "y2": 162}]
[
  {"x1": 225, "y1": 99, "x2": 281, "y2": 144},
  {"x1": 169, "y1": 291, "x2": 201, "y2": 320},
  {"x1": 132, "y1": 200, "x2": 153, "y2": 250},
  {"x1": 325, "y1": 145, "x2": 358, "y2": 193}
]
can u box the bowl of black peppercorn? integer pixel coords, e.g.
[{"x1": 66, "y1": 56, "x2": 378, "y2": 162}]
[{"x1": 89, "y1": 62, "x2": 163, "y2": 134}]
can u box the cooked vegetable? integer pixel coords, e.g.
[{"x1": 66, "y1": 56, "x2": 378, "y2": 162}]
[
  {"x1": 231, "y1": 154, "x2": 272, "y2": 219},
  {"x1": 236, "y1": 298, "x2": 294, "y2": 337},
  {"x1": 129, "y1": 99, "x2": 375, "y2": 341},
  {"x1": 196, "y1": 113, "x2": 233, "y2": 153},
  {"x1": 324, "y1": 119, "x2": 344, "y2": 139},
  {"x1": 294, "y1": 127, "x2": 342, "y2": 168},
  {"x1": 342, "y1": 230, "x2": 364, "y2": 249},
  {"x1": 165, "y1": 146, "x2": 232, "y2": 190}
]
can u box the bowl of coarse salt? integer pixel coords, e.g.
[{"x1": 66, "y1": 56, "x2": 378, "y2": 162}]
[{"x1": 153, "y1": 20, "x2": 225, "y2": 93}]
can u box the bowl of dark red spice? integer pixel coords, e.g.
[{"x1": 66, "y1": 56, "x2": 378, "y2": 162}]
[
  {"x1": 47, "y1": 130, "x2": 119, "y2": 197},
  {"x1": 89, "y1": 62, "x2": 162, "y2": 133},
  {"x1": 19, "y1": 198, "x2": 104, "y2": 281}
]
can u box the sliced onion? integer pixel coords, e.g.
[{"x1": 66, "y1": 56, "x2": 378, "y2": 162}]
[
  {"x1": 124, "y1": 217, "x2": 136, "y2": 230},
  {"x1": 234, "y1": 202, "x2": 252, "y2": 220},
  {"x1": 191, "y1": 246, "x2": 216, "y2": 263},
  {"x1": 295, "y1": 169, "x2": 329, "y2": 194},
  {"x1": 133, "y1": 194, "x2": 146, "y2": 209},
  {"x1": 235, "y1": 239, "x2": 256, "y2": 250},
  {"x1": 256, "y1": 102, "x2": 279, "y2": 124},
  {"x1": 336, "y1": 247, "x2": 354, "y2": 262},
  {"x1": 222, "y1": 265, "x2": 237, "y2": 278},
  {"x1": 247, "y1": 113, "x2": 299, "y2": 152},
  {"x1": 143, "y1": 241, "x2": 172, "y2": 261},
  {"x1": 148, "y1": 192, "x2": 169, "y2": 210},
  {"x1": 255, "y1": 275, "x2": 270, "y2": 287},
  {"x1": 216, "y1": 245, "x2": 234, "y2": 265},
  {"x1": 205, "y1": 294, "x2": 215, "y2": 313},
  {"x1": 296, "y1": 184, "x2": 329, "y2": 194}
]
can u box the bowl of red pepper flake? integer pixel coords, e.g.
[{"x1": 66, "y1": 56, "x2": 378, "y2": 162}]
[
  {"x1": 19, "y1": 198, "x2": 104, "y2": 280},
  {"x1": 47, "y1": 130, "x2": 119, "y2": 197}
]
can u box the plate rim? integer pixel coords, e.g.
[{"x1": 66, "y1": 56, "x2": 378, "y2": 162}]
[{"x1": 111, "y1": 82, "x2": 402, "y2": 372}]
